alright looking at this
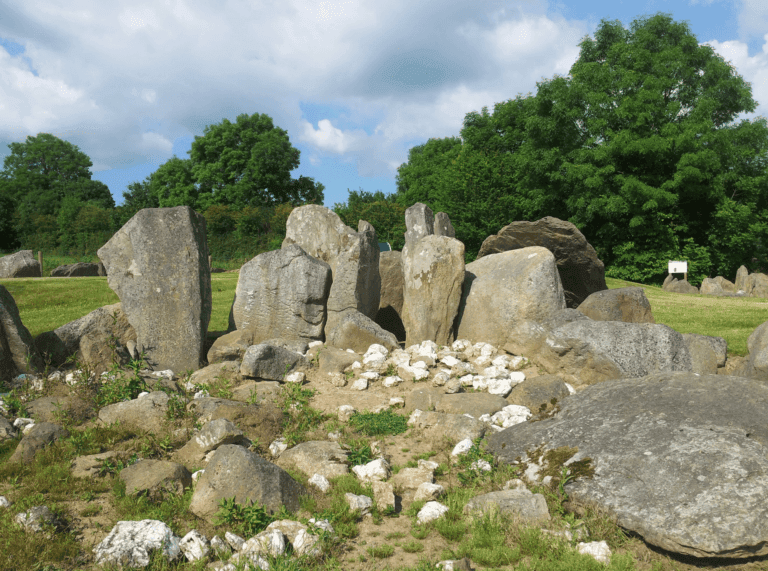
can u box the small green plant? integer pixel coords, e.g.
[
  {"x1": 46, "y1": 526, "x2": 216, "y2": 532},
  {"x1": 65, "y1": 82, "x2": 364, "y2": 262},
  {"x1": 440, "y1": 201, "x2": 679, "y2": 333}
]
[
  {"x1": 213, "y1": 497, "x2": 289, "y2": 537},
  {"x1": 348, "y1": 409, "x2": 408, "y2": 436},
  {"x1": 402, "y1": 539, "x2": 425, "y2": 553},
  {"x1": 165, "y1": 393, "x2": 188, "y2": 421},
  {"x1": 345, "y1": 438, "x2": 373, "y2": 466},
  {"x1": 384, "y1": 363, "x2": 397, "y2": 377},
  {"x1": 367, "y1": 544, "x2": 395, "y2": 559}
]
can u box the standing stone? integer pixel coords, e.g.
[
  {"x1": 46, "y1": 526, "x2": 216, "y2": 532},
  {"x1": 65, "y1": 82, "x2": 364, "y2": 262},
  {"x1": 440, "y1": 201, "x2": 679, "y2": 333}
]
[
  {"x1": 455, "y1": 247, "x2": 566, "y2": 347},
  {"x1": 0, "y1": 250, "x2": 41, "y2": 278},
  {"x1": 228, "y1": 245, "x2": 331, "y2": 343},
  {"x1": 713, "y1": 276, "x2": 736, "y2": 293},
  {"x1": 476, "y1": 217, "x2": 607, "y2": 308},
  {"x1": 97, "y1": 206, "x2": 212, "y2": 373},
  {"x1": 434, "y1": 212, "x2": 455, "y2": 238},
  {"x1": 743, "y1": 320, "x2": 768, "y2": 380},
  {"x1": 577, "y1": 287, "x2": 655, "y2": 323},
  {"x1": 282, "y1": 205, "x2": 380, "y2": 333},
  {"x1": 402, "y1": 235, "x2": 464, "y2": 346},
  {"x1": 699, "y1": 278, "x2": 724, "y2": 296},
  {"x1": 404, "y1": 203, "x2": 435, "y2": 246},
  {"x1": 0, "y1": 285, "x2": 42, "y2": 383},
  {"x1": 375, "y1": 250, "x2": 405, "y2": 341},
  {"x1": 735, "y1": 265, "x2": 749, "y2": 292}
]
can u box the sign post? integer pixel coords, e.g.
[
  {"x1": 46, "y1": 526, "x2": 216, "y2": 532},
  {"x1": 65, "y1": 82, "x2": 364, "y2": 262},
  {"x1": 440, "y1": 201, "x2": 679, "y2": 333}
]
[{"x1": 668, "y1": 261, "x2": 688, "y2": 282}]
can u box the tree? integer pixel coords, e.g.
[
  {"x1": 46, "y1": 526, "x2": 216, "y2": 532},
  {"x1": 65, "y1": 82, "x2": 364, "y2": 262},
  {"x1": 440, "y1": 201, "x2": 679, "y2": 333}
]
[
  {"x1": 151, "y1": 156, "x2": 198, "y2": 208},
  {"x1": 190, "y1": 113, "x2": 324, "y2": 210},
  {"x1": 334, "y1": 189, "x2": 407, "y2": 250},
  {"x1": 0, "y1": 190, "x2": 19, "y2": 251}
]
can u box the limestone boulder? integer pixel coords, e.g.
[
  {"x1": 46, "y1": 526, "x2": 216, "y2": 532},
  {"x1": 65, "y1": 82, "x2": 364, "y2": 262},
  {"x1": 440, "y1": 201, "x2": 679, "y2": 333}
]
[
  {"x1": 683, "y1": 333, "x2": 727, "y2": 375},
  {"x1": 0, "y1": 284, "x2": 43, "y2": 383},
  {"x1": 488, "y1": 373, "x2": 768, "y2": 559},
  {"x1": 577, "y1": 287, "x2": 655, "y2": 323},
  {"x1": 50, "y1": 262, "x2": 105, "y2": 277},
  {"x1": 189, "y1": 445, "x2": 306, "y2": 520},
  {"x1": 376, "y1": 250, "x2": 405, "y2": 342},
  {"x1": 477, "y1": 217, "x2": 606, "y2": 308},
  {"x1": 402, "y1": 235, "x2": 465, "y2": 346},
  {"x1": 743, "y1": 272, "x2": 768, "y2": 298},
  {"x1": 9, "y1": 422, "x2": 69, "y2": 464},
  {"x1": 207, "y1": 330, "x2": 258, "y2": 364},
  {"x1": 282, "y1": 205, "x2": 380, "y2": 333},
  {"x1": 240, "y1": 343, "x2": 309, "y2": 381},
  {"x1": 404, "y1": 203, "x2": 434, "y2": 246},
  {"x1": 463, "y1": 489, "x2": 549, "y2": 523},
  {"x1": 699, "y1": 278, "x2": 724, "y2": 296},
  {"x1": 455, "y1": 247, "x2": 565, "y2": 348},
  {"x1": 0, "y1": 250, "x2": 40, "y2": 278},
  {"x1": 663, "y1": 278, "x2": 699, "y2": 294},
  {"x1": 434, "y1": 212, "x2": 455, "y2": 238},
  {"x1": 26, "y1": 394, "x2": 94, "y2": 425},
  {"x1": 97, "y1": 206, "x2": 212, "y2": 373},
  {"x1": 735, "y1": 265, "x2": 749, "y2": 291},
  {"x1": 98, "y1": 392, "x2": 171, "y2": 434},
  {"x1": 173, "y1": 418, "x2": 248, "y2": 468},
  {"x1": 120, "y1": 459, "x2": 192, "y2": 499},
  {"x1": 713, "y1": 276, "x2": 736, "y2": 293},
  {"x1": 507, "y1": 375, "x2": 571, "y2": 416},
  {"x1": 742, "y1": 320, "x2": 768, "y2": 380},
  {"x1": 34, "y1": 303, "x2": 136, "y2": 375},
  {"x1": 277, "y1": 441, "x2": 349, "y2": 480},
  {"x1": 93, "y1": 520, "x2": 181, "y2": 567},
  {"x1": 325, "y1": 310, "x2": 399, "y2": 353},
  {"x1": 228, "y1": 245, "x2": 331, "y2": 344},
  {"x1": 186, "y1": 398, "x2": 283, "y2": 446},
  {"x1": 407, "y1": 410, "x2": 486, "y2": 444},
  {"x1": 318, "y1": 347, "x2": 360, "y2": 375}
]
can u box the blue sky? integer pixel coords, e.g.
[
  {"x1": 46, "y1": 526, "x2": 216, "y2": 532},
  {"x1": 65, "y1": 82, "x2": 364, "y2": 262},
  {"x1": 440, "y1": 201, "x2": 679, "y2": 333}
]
[{"x1": 1, "y1": 0, "x2": 767, "y2": 209}]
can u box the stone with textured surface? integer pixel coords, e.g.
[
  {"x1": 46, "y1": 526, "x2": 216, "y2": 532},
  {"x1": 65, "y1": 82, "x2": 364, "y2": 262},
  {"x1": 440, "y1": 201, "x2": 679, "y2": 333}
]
[
  {"x1": 240, "y1": 343, "x2": 309, "y2": 381},
  {"x1": 93, "y1": 520, "x2": 181, "y2": 567},
  {"x1": 185, "y1": 398, "x2": 283, "y2": 448},
  {"x1": 663, "y1": 278, "x2": 699, "y2": 294},
  {"x1": 376, "y1": 250, "x2": 406, "y2": 341},
  {"x1": 683, "y1": 333, "x2": 727, "y2": 375},
  {"x1": 179, "y1": 530, "x2": 209, "y2": 562},
  {"x1": 463, "y1": 489, "x2": 550, "y2": 522},
  {"x1": 120, "y1": 460, "x2": 192, "y2": 499},
  {"x1": 9, "y1": 422, "x2": 69, "y2": 464},
  {"x1": 577, "y1": 287, "x2": 655, "y2": 323},
  {"x1": 278, "y1": 441, "x2": 349, "y2": 480},
  {"x1": 404, "y1": 203, "x2": 435, "y2": 246},
  {"x1": 742, "y1": 320, "x2": 768, "y2": 380},
  {"x1": 417, "y1": 501, "x2": 449, "y2": 524},
  {"x1": 407, "y1": 410, "x2": 486, "y2": 443},
  {"x1": 15, "y1": 505, "x2": 59, "y2": 532},
  {"x1": 456, "y1": 247, "x2": 566, "y2": 347},
  {"x1": 282, "y1": 204, "x2": 380, "y2": 333},
  {"x1": 0, "y1": 284, "x2": 42, "y2": 383},
  {"x1": 325, "y1": 310, "x2": 399, "y2": 353},
  {"x1": 189, "y1": 445, "x2": 306, "y2": 521},
  {"x1": 97, "y1": 206, "x2": 212, "y2": 373},
  {"x1": 402, "y1": 235, "x2": 465, "y2": 346},
  {"x1": 98, "y1": 391, "x2": 170, "y2": 434},
  {"x1": 477, "y1": 217, "x2": 607, "y2": 308},
  {"x1": 0, "y1": 250, "x2": 40, "y2": 278},
  {"x1": 488, "y1": 373, "x2": 768, "y2": 559},
  {"x1": 51, "y1": 262, "x2": 104, "y2": 277},
  {"x1": 699, "y1": 278, "x2": 724, "y2": 296},
  {"x1": 173, "y1": 418, "x2": 247, "y2": 468},
  {"x1": 434, "y1": 212, "x2": 456, "y2": 238},
  {"x1": 228, "y1": 245, "x2": 331, "y2": 343}
]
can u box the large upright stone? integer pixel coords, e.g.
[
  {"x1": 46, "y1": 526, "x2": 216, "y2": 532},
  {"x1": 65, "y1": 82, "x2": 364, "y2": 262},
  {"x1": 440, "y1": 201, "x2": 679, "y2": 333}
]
[
  {"x1": 34, "y1": 303, "x2": 136, "y2": 374},
  {"x1": 477, "y1": 217, "x2": 607, "y2": 308},
  {"x1": 434, "y1": 212, "x2": 455, "y2": 238},
  {"x1": 228, "y1": 245, "x2": 331, "y2": 343},
  {"x1": 404, "y1": 203, "x2": 435, "y2": 246},
  {"x1": 376, "y1": 250, "x2": 405, "y2": 341},
  {"x1": 735, "y1": 265, "x2": 749, "y2": 291},
  {"x1": 97, "y1": 206, "x2": 212, "y2": 373},
  {"x1": 456, "y1": 247, "x2": 566, "y2": 347},
  {"x1": 402, "y1": 235, "x2": 465, "y2": 346},
  {"x1": 742, "y1": 320, "x2": 768, "y2": 380},
  {"x1": 0, "y1": 284, "x2": 42, "y2": 383},
  {"x1": 0, "y1": 250, "x2": 41, "y2": 278},
  {"x1": 488, "y1": 373, "x2": 768, "y2": 559},
  {"x1": 282, "y1": 205, "x2": 380, "y2": 333}
]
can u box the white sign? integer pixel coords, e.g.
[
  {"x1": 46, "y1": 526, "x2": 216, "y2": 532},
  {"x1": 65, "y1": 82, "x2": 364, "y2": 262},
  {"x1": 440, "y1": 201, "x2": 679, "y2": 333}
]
[{"x1": 668, "y1": 261, "x2": 688, "y2": 274}]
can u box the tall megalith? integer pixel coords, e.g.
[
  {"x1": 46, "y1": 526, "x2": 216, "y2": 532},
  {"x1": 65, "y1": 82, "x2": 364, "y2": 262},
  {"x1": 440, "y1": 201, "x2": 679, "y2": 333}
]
[{"x1": 97, "y1": 206, "x2": 212, "y2": 373}]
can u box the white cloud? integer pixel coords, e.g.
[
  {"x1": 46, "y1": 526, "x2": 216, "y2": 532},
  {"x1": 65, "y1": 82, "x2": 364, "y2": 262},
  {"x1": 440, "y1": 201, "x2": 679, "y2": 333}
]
[
  {"x1": 704, "y1": 36, "x2": 768, "y2": 119},
  {"x1": 738, "y1": 0, "x2": 768, "y2": 42}
]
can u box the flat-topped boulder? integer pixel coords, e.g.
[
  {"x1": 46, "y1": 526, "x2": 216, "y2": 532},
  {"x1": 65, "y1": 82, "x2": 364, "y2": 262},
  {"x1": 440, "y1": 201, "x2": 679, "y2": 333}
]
[
  {"x1": 476, "y1": 217, "x2": 607, "y2": 308},
  {"x1": 50, "y1": 262, "x2": 105, "y2": 277},
  {"x1": 577, "y1": 287, "x2": 655, "y2": 323},
  {"x1": 0, "y1": 250, "x2": 40, "y2": 278},
  {"x1": 488, "y1": 373, "x2": 768, "y2": 559},
  {"x1": 97, "y1": 206, "x2": 212, "y2": 373}
]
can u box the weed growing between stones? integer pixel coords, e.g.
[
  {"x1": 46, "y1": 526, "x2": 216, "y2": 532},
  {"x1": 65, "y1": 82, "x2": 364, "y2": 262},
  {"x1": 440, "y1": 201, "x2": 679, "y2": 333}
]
[
  {"x1": 213, "y1": 497, "x2": 292, "y2": 537},
  {"x1": 347, "y1": 409, "x2": 408, "y2": 436},
  {"x1": 278, "y1": 382, "x2": 329, "y2": 446}
]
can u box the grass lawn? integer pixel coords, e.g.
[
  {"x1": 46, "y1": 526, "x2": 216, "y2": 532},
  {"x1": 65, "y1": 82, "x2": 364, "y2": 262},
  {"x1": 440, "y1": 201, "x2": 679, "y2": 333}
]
[{"x1": 1, "y1": 273, "x2": 765, "y2": 357}]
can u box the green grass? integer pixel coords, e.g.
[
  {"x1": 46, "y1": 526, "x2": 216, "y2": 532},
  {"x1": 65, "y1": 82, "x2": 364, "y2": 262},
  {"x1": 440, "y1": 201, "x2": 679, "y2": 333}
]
[
  {"x1": 606, "y1": 277, "x2": 768, "y2": 356},
  {"x1": 0, "y1": 272, "x2": 239, "y2": 340}
]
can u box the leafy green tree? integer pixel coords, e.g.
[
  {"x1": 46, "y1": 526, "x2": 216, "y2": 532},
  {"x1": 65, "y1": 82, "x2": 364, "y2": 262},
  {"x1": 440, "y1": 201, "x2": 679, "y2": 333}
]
[
  {"x1": 151, "y1": 156, "x2": 198, "y2": 208},
  {"x1": 0, "y1": 190, "x2": 19, "y2": 251},
  {"x1": 335, "y1": 189, "x2": 407, "y2": 250},
  {"x1": 190, "y1": 113, "x2": 324, "y2": 210},
  {"x1": 56, "y1": 195, "x2": 84, "y2": 251}
]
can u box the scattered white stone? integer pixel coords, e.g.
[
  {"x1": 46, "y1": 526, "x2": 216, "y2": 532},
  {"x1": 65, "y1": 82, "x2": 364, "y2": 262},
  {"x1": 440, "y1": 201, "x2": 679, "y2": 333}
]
[
  {"x1": 487, "y1": 378, "x2": 514, "y2": 397},
  {"x1": 346, "y1": 348, "x2": 356, "y2": 354},
  {"x1": 179, "y1": 530, "x2": 209, "y2": 562},
  {"x1": 431, "y1": 370, "x2": 450, "y2": 386},
  {"x1": 225, "y1": 531, "x2": 245, "y2": 551},
  {"x1": 191, "y1": 470, "x2": 204, "y2": 484},
  {"x1": 0, "y1": 496, "x2": 11, "y2": 509},
  {"x1": 345, "y1": 493, "x2": 373, "y2": 516},
  {"x1": 193, "y1": 390, "x2": 209, "y2": 399},
  {"x1": 383, "y1": 375, "x2": 403, "y2": 387},
  {"x1": 578, "y1": 540, "x2": 611, "y2": 564},
  {"x1": 474, "y1": 355, "x2": 493, "y2": 367},
  {"x1": 242, "y1": 529, "x2": 286, "y2": 557},
  {"x1": 293, "y1": 528, "x2": 322, "y2": 556},
  {"x1": 459, "y1": 374, "x2": 475, "y2": 387},
  {"x1": 13, "y1": 417, "x2": 33, "y2": 430},
  {"x1": 364, "y1": 345, "x2": 389, "y2": 366},
  {"x1": 510, "y1": 371, "x2": 526, "y2": 384},
  {"x1": 351, "y1": 458, "x2": 390, "y2": 482},
  {"x1": 417, "y1": 501, "x2": 449, "y2": 524},
  {"x1": 440, "y1": 355, "x2": 461, "y2": 367},
  {"x1": 137, "y1": 391, "x2": 150, "y2": 398},
  {"x1": 309, "y1": 473, "x2": 330, "y2": 493},
  {"x1": 337, "y1": 405, "x2": 356, "y2": 422},
  {"x1": 308, "y1": 340, "x2": 323, "y2": 349},
  {"x1": 524, "y1": 462, "x2": 542, "y2": 483},
  {"x1": 308, "y1": 518, "x2": 334, "y2": 534},
  {"x1": 389, "y1": 349, "x2": 411, "y2": 367},
  {"x1": 284, "y1": 371, "x2": 305, "y2": 384},
  {"x1": 503, "y1": 478, "x2": 527, "y2": 491},
  {"x1": 471, "y1": 459, "x2": 492, "y2": 472},
  {"x1": 269, "y1": 438, "x2": 288, "y2": 457},
  {"x1": 389, "y1": 397, "x2": 405, "y2": 408},
  {"x1": 152, "y1": 369, "x2": 174, "y2": 380},
  {"x1": 351, "y1": 361, "x2": 362, "y2": 370},
  {"x1": 327, "y1": 431, "x2": 341, "y2": 441},
  {"x1": 408, "y1": 409, "x2": 424, "y2": 426},
  {"x1": 228, "y1": 552, "x2": 271, "y2": 570},
  {"x1": 210, "y1": 535, "x2": 230, "y2": 556},
  {"x1": 414, "y1": 482, "x2": 445, "y2": 501},
  {"x1": 352, "y1": 378, "x2": 368, "y2": 391},
  {"x1": 509, "y1": 355, "x2": 528, "y2": 370},
  {"x1": 452, "y1": 339, "x2": 471, "y2": 351},
  {"x1": 93, "y1": 520, "x2": 181, "y2": 567},
  {"x1": 418, "y1": 459, "x2": 439, "y2": 471},
  {"x1": 483, "y1": 365, "x2": 510, "y2": 379},
  {"x1": 361, "y1": 371, "x2": 380, "y2": 381},
  {"x1": 491, "y1": 405, "x2": 532, "y2": 428},
  {"x1": 565, "y1": 382, "x2": 576, "y2": 395},
  {"x1": 451, "y1": 438, "x2": 474, "y2": 457},
  {"x1": 437, "y1": 559, "x2": 469, "y2": 570},
  {"x1": 47, "y1": 370, "x2": 63, "y2": 383},
  {"x1": 474, "y1": 342, "x2": 496, "y2": 357}
]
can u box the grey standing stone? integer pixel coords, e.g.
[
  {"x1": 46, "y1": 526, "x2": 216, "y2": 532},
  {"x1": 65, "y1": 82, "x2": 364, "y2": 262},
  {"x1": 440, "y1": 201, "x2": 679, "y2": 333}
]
[
  {"x1": 402, "y1": 235, "x2": 465, "y2": 346},
  {"x1": 683, "y1": 333, "x2": 727, "y2": 375},
  {"x1": 325, "y1": 310, "x2": 399, "y2": 353},
  {"x1": 699, "y1": 278, "x2": 724, "y2": 296},
  {"x1": 228, "y1": 245, "x2": 331, "y2": 344},
  {"x1": 577, "y1": 287, "x2": 655, "y2": 323},
  {"x1": 434, "y1": 212, "x2": 455, "y2": 238},
  {"x1": 0, "y1": 284, "x2": 42, "y2": 383},
  {"x1": 0, "y1": 250, "x2": 41, "y2": 278},
  {"x1": 455, "y1": 247, "x2": 566, "y2": 348},
  {"x1": 282, "y1": 205, "x2": 380, "y2": 333},
  {"x1": 742, "y1": 320, "x2": 768, "y2": 380},
  {"x1": 735, "y1": 265, "x2": 749, "y2": 291},
  {"x1": 240, "y1": 343, "x2": 309, "y2": 381},
  {"x1": 97, "y1": 206, "x2": 212, "y2": 373},
  {"x1": 376, "y1": 250, "x2": 406, "y2": 341},
  {"x1": 404, "y1": 203, "x2": 435, "y2": 246},
  {"x1": 488, "y1": 373, "x2": 768, "y2": 559}
]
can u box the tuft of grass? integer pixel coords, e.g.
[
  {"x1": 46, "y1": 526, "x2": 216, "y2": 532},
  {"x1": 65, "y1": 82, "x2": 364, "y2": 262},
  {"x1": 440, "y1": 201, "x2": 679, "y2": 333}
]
[
  {"x1": 401, "y1": 539, "x2": 425, "y2": 553},
  {"x1": 348, "y1": 409, "x2": 408, "y2": 436},
  {"x1": 367, "y1": 544, "x2": 395, "y2": 559}
]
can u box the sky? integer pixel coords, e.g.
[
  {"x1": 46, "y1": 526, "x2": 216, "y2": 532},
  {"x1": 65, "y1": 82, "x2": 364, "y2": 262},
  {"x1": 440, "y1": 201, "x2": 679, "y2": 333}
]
[{"x1": 1, "y1": 0, "x2": 767, "y2": 210}]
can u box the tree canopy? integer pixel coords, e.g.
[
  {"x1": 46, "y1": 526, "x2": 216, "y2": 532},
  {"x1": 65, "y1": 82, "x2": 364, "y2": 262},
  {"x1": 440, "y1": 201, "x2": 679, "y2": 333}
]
[
  {"x1": 395, "y1": 13, "x2": 768, "y2": 281},
  {"x1": 334, "y1": 189, "x2": 407, "y2": 250}
]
